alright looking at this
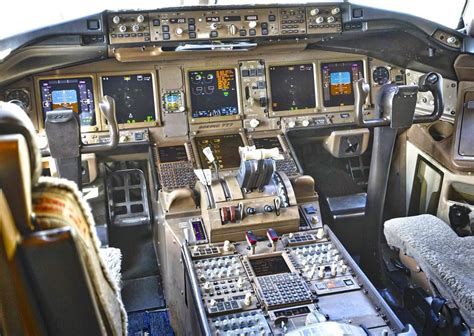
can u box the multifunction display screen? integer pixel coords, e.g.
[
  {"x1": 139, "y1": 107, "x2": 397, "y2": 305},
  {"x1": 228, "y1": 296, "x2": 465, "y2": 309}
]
[
  {"x1": 158, "y1": 145, "x2": 188, "y2": 163},
  {"x1": 269, "y1": 64, "x2": 316, "y2": 112},
  {"x1": 101, "y1": 73, "x2": 156, "y2": 124},
  {"x1": 321, "y1": 61, "x2": 364, "y2": 107},
  {"x1": 252, "y1": 137, "x2": 283, "y2": 151},
  {"x1": 195, "y1": 134, "x2": 244, "y2": 169},
  {"x1": 250, "y1": 256, "x2": 291, "y2": 277},
  {"x1": 188, "y1": 69, "x2": 239, "y2": 119},
  {"x1": 39, "y1": 77, "x2": 96, "y2": 127}
]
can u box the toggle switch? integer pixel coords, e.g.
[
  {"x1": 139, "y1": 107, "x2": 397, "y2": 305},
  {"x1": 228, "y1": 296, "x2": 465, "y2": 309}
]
[
  {"x1": 246, "y1": 230, "x2": 257, "y2": 255},
  {"x1": 267, "y1": 228, "x2": 279, "y2": 252}
]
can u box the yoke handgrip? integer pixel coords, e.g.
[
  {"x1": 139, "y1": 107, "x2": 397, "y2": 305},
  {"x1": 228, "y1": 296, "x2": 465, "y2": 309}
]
[
  {"x1": 82, "y1": 95, "x2": 119, "y2": 153},
  {"x1": 353, "y1": 72, "x2": 444, "y2": 128},
  {"x1": 413, "y1": 72, "x2": 444, "y2": 124}
]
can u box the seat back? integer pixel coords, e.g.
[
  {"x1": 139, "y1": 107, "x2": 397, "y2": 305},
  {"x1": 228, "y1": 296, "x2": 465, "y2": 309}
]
[{"x1": 0, "y1": 102, "x2": 126, "y2": 335}]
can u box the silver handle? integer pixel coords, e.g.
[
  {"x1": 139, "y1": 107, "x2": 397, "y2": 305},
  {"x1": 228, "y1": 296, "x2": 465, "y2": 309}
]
[{"x1": 82, "y1": 95, "x2": 119, "y2": 153}]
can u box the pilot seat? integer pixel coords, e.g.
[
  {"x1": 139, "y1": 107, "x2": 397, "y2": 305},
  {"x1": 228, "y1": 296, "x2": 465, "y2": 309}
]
[{"x1": 0, "y1": 101, "x2": 127, "y2": 335}]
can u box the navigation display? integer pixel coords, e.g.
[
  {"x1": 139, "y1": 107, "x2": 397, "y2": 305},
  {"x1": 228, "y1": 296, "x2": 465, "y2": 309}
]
[
  {"x1": 101, "y1": 73, "x2": 156, "y2": 124},
  {"x1": 188, "y1": 69, "x2": 239, "y2": 119},
  {"x1": 321, "y1": 61, "x2": 364, "y2": 107},
  {"x1": 158, "y1": 145, "x2": 188, "y2": 163},
  {"x1": 269, "y1": 64, "x2": 316, "y2": 112},
  {"x1": 195, "y1": 134, "x2": 244, "y2": 169},
  {"x1": 39, "y1": 77, "x2": 96, "y2": 127},
  {"x1": 252, "y1": 137, "x2": 283, "y2": 151},
  {"x1": 250, "y1": 256, "x2": 291, "y2": 277}
]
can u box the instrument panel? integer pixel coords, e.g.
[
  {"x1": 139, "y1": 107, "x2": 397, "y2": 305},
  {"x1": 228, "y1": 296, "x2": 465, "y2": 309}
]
[{"x1": 107, "y1": 5, "x2": 342, "y2": 45}]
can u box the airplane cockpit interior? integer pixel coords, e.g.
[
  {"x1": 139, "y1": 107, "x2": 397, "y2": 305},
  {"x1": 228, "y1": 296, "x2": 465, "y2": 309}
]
[{"x1": 1, "y1": 1, "x2": 474, "y2": 335}]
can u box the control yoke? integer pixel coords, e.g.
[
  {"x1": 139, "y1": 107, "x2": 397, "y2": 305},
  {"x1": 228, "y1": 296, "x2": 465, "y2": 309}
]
[
  {"x1": 82, "y1": 95, "x2": 119, "y2": 153},
  {"x1": 354, "y1": 72, "x2": 444, "y2": 128},
  {"x1": 45, "y1": 95, "x2": 119, "y2": 187}
]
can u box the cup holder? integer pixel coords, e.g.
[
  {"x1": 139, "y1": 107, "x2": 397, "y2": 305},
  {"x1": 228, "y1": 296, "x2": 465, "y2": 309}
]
[{"x1": 428, "y1": 121, "x2": 454, "y2": 142}]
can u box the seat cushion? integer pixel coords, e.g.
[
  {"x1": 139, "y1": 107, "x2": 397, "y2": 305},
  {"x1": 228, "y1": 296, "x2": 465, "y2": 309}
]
[{"x1": 384, "y1": 214, "x2": 474, "y2": 326}]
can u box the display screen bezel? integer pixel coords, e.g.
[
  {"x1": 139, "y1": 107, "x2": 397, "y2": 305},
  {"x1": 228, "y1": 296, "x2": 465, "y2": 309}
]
[
  {"x1": 35, "y1": 74, "x2": 101, "y2": 133},
  {"x1": 98, "y1": 70, "x2": 160, "y2": 129},
  {"x1": 185, "y1": 66, "x2": 242, "y2": 124},
  {"x1": 267, "y1": 62, "x2": 318, "y2": 117},
  {"x1": 318, "y1": 58, "x2": 368, "y2": 112}
]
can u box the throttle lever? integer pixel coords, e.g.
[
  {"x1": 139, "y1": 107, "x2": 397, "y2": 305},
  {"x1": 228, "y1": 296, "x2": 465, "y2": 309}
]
[{"x1": 82, "y1": 95, "x2": 119, "y2": 153}]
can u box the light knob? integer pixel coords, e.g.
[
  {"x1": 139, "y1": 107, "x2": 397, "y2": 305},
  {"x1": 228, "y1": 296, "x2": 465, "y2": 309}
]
[
  {"x1": 249, "y1": 118, "x2": 260, "y2": 128},
  {"x1": 302, "y1": 119, "x2": 310, "y2": 127},
  {"x1": 131, "y1": 24, "x2": 140, "y2": 33},
  {"x1": 137, "y1": 15, "x2": 145, "y2": 23},
  {"x1": 229, "y1": 24, "x2": 238, "y2": 35},
  {"x1": 309, "y1": 8, "x2": 319, "y2": 16},
  {"x1": 327, "y1": 16, "x2": 335, "y2": 23},
  {"x1": 341, "y1": 264, "x2": 348, "y2": 274},
  {"x1": 331, "y1": 262, "x2": 337, "y2": 276},
  {"x1": 318, "y1": 266, "x2": 325, "y2": 279},
  {"x1": 203, "y1": 282, "x2": 211, "y2": 292},
  {"x1": 210, "y1": 22, "x2": 219, "y2": 30},
  {"x1": 315, "y1": 16, "x2": 324, "y2": 24},
  {"x1": 223, "y1": 240, "x2": 231, "y2": 252},
  {"x1": 331, "y1": 7, "x2": 341, "y2": 15},
  {"x1": 447, "y1": 36, "x2": 457, "y2": 44},
  {"x1": 175, "y1": 27, "x2": 184, "y2": 36},
  {"x1": 118, "y1": 25, "x2": 127, "y2": 33},
  {"x1": 287, "y1": 120, "x2": 296, "y2": 128},
  {"x1": 113, "y1": 16, "x2": 121, "y2": 24},
  {"x1": 316, "y1": 228, "x2": 325, "y2": 240},
  {"x1": 244, "y1": 292, "x2": 253, "y2": 306},
  {"x1": 237, "y1": 277, "x2": 244, "y2": 288},
  {"x1": 248, "y1": 21, "x2": 257, "y2": 29}
]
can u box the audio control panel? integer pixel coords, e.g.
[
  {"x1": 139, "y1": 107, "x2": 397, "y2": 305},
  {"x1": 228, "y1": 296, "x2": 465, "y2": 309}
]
[
  {"x1": 186, "y1": 226, "x2": 405, "y2": 335},
  {"x1": 107, "y1": 5, "x2": 343, "y2": 45}
]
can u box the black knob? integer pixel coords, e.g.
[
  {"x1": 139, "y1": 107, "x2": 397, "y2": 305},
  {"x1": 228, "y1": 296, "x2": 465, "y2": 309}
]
[
  {"x1": 246, "y1": 207, "x2": 256, "y2": 215},
  {"x1": 264, "y1": 204, "x2": 274, "y2": 213}
]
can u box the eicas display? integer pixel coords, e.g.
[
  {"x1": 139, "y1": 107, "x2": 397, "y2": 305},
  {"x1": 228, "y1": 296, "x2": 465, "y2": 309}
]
[
  {"x1": 188, "y1": 68, "x2": 239, "y2": 118},
  {"x1": 101, "y1": 73, "x2": 156, "y2": 124},
  {"x1": 195, "y1": 134, "x2": 244, "y2": 169},
  {"x1": 269, "y1": 64, "x2": 316, "y2": 112},
  {"x1": 39, "y1": 77, "x2": 96, "y2": 127}
]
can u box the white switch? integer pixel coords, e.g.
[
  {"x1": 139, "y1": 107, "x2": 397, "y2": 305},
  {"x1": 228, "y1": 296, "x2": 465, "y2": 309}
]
[
  {"x1": 244, "y1": 292, "x2": 253, "y2": 306},
  {"x1": 249, "y1": 118, "x2": 260, "y2": 128},
  {"x1": 318, "y1": 266, "x2": 325, "y2": 279},
  {"x1": 316, "y1": 228, "x2": 325, "y2": 240}
]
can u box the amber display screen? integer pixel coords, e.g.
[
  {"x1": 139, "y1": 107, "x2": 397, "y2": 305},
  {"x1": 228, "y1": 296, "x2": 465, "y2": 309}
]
[
  {"x1": 321, "y1": 61, "x2": 364, "y2": 107},
  {"x1": 188, "y1": 68, "x2": 239, "y2": 118},
  {"x1": 196, "y1": 133, "x2": 243, "y2": 169}
]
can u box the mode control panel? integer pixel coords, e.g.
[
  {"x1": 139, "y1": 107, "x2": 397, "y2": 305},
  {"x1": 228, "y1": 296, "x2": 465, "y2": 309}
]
[{"x1": 148, "y1": 8, "x2": 280, "y2": 42}]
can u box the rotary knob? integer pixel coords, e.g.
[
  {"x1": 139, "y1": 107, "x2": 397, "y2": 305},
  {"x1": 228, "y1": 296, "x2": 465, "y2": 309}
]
[
  {"x1": 131, "y1": 24, "x2": 140, "y2": 33},
  {"x1": 228, "y1": 24, "x2": 238, "y2": 36},
  {"x1": 302, "y1": 119, "x2": 310, "y2": 127},
  {"x1": 112, "y1": 16, "x2": 121, "y2": 24},
  {"x1": 331, "y1": 7, "x2": 341, "y2": 15},
  {"x1": 315, "y1": 16, "x2": 324, "y2": 24},
  {"x1": 309, "y1": 8, "x2": 319, "y2": 16},
  {"x1": 175, "y1": 27, "x2": 184, "y2": 36},
  {"x1": 287, "y1": 120, "x2": 296, "y2": 128},
  {"x1": 249, "y1": 118, "x2": 260, "y2": 128},
  {"x1": 209, "y1": 22, "x2": 219, "y2": 30},
  {"x1": 137, "y1": 15, "x2": 145, "y2": 23},
  {"x1": 327, "y1": 16, "x2": 335, "y2": 23},
  {"x1": 118, "y1": 25, "x2": 127, "y2": 33},
  {"x1": 248, "y1": 21, "x2": 257, "y2": 29}
]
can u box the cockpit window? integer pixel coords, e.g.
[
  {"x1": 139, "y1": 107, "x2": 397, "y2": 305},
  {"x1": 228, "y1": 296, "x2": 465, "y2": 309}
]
[{"x1": 0, "y1": 0, "x2": 468, "y2": 40}]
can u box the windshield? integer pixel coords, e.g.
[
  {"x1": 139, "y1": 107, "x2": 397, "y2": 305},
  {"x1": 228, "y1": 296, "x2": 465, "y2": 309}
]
[{"x1": 0, "y1": 0, "x2": 467, "y2": 40}]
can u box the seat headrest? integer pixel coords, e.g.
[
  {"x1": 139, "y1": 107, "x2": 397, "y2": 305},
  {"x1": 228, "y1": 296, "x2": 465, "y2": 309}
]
[{"x1": 0, "y1": 102, "x2": 41, "y2": 184}]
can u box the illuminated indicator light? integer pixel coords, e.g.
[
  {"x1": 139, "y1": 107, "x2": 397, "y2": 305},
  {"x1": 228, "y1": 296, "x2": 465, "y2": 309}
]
[{"x1": 124, "y1": 76, "x2": 131, "y2": 81}]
